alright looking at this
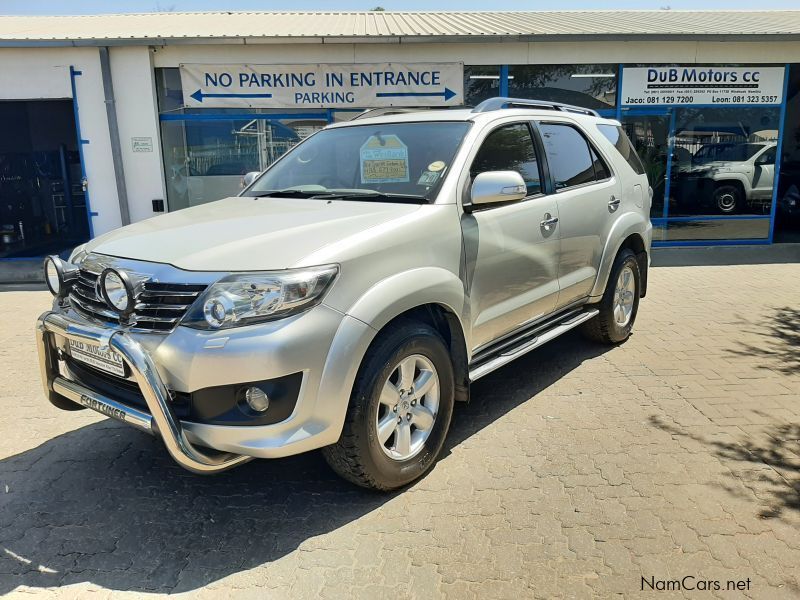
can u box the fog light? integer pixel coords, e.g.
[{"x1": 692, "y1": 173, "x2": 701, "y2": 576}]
[
  {"x1": 245, "y1": 387, "x2": 270, "y2": 412},
  {"x1": 43, "y1": 255, "x2": 78, "y2": 298},
  {"x1": 44, "y1": 256, "x2": 62, "y2": 296}
]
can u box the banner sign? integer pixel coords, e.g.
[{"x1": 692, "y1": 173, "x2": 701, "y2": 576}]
[
  {"x1": 180, "y1": 63, "x2": 463, "y2": 109},
  {"x1": 621, "y1": 66, "x2": 785, "y2": 106}
]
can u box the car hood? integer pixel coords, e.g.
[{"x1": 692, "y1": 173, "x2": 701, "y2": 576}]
[{"x1": 86, "y1": 196, "x2": 421, "y2": 271}]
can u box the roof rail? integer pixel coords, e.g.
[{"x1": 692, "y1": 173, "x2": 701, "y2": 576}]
[
  {"x1": 472, "y1": 97, "x2": 600, "y2": 117},
  {"x1": 351, "y1": 105, "x2": 467, "y2": 120}
]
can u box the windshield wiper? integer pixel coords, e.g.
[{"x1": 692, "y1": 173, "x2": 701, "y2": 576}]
[
  {"x1": 248, "y1": 189, "x2": 326, "y2": 198},
  {"x1": 247, "y1": 188, "x2": 428, "y2": 204},
  {"x1": 310, "y1": 191, "x2": 429, "y2": 204}
]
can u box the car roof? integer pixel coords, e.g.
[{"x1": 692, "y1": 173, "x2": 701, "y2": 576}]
[{"x1": 328, "y1": 107, "x2": 619, "y2": 129}]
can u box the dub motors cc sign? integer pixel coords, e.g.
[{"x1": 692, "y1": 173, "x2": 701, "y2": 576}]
[
  {"x1": 621, "y1": 66, "x2": 785, "y2": 106},
  {"x1": 180, "y1": 63, "x2": 463, "y2": 109}
]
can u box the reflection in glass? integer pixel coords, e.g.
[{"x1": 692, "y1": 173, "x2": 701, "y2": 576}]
[
  {"x1": 246, "y1": 121, "x2": 470, "y2": 202},
  {"x1": 538, "y1": 123, "x2": 598, "y2": 189},
  {"x1": 463, "y1": 66, "x2": 501, "y2": 107},
  {"x1": 664, "y1": 219, "x2": 771, "y2": 241},
  {"x1": 669, "y1": 107, "x2": 780, "y2": 219},
  {"x1": 160, "y1": 118, "x2": 326, "y2": 211},
  {"x1": 507, "y1": 64, "x2": 617, "y2": 109},
  {"x1": 620, "y1": 114, "x2": 670, "y2": 218},
  {"x1": 471, "y1": 123, "x2": 541, "y2": 195}
]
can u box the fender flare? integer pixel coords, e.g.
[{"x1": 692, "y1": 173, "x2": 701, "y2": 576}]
[
  {"x1": 346, "y1": 267, "x2": 468, "y2": 337},
  {"x1": 315, "y1": 267, "x2": 469, "y2": 443},
  {"x1": 589, "y1": 213, "x2": 650, "y2": 299}
]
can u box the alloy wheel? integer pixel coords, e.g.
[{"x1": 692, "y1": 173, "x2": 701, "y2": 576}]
[{"x1": 375, "y1": 354, "x2": 440, "y2": 461}]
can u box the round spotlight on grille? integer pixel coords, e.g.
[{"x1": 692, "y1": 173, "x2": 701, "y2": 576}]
[
  {"x1": 244, "y1": 386, "x2": 270, "y2": 413},
  {"x1": 43, "y1": 255, "x2": 77, "y2": 298},
  {"x1": 99, "y1": 268, "x2": 134, "y2": 315}
]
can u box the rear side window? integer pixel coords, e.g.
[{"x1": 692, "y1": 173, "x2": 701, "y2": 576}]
[
  {"x1": 471, "y1": 123, "x2": 542, "y2": 196},
  {"x1": 538, "y1": 123, "x2": 598, "y2": 190},
  {"x1": 597, "y1": 124, "x2": 646, "y2": 175},
  {"x1": 590, "y1": 146, "x2": 611, "y2": 180}
]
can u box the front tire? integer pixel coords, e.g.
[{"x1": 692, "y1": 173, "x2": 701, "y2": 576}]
[
  {"x1": 322, "y1": 321, "x2": 455, "y2": 491},
  {"x1": 714, "y1": 184, "x2": 741, "y2": 214},
  {"x1": 582, "y1": 248, "x2": 641, "y2": 344}
]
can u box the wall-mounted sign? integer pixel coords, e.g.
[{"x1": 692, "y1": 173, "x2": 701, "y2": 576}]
[
  {"x1": 621, "y1": 66, "x2": 785, "y2": 107},
  {"x1": 180, "y1": 63, "x2": 463, "y2": 109},
  {"x1": 131, "y1": 137, "x2": 153, "y2": 152}
]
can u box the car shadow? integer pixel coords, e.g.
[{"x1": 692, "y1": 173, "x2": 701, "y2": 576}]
[{"x1": 0, "y1": 329, "x2": 610, "y2": 594}]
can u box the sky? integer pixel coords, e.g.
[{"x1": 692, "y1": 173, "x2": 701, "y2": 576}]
[{"x1": 0, "y1": 0, "x2": 798, "y2": 14}]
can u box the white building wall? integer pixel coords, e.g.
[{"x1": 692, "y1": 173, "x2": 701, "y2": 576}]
[
  {"x1": 151, "y1": 39, "x2": 800, "y2": 67},
  {"x1": 0, "y1": 47, "x2": 122, "y2": 236},
  {"x1": 109, "y1": 46, "x2": 167, "y2": 224}
]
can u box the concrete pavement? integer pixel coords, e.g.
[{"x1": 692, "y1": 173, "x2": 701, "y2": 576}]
[{"x1": 0, "y1": 263, "x2": 799, "y2": 599}]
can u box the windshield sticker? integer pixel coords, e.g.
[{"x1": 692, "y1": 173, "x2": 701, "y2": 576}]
[
  {"x1": 417, "y1": 170, "x2": 441, "y2": 186},
  {"x1": 360, "y1": 135, "x2": 410, "y2": 183},
  {"x1": 428, "y1": 160, "x2": 446, "y2": 172}
]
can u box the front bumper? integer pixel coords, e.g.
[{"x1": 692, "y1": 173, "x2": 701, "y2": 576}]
[
  {"x1": 37, "y1": 311, "x2": 252, "y2": 473},
  {"x1": 36, "y1": 307, "x2": 376, "y2": 473}
]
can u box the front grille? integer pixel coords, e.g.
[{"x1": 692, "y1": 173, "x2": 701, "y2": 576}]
[
  {"x1": 68, "y1": 268, "x2": 207, "y2": 332},
  {"x1": 64, "y1": 357, "x2": 191, "y2": 418}
]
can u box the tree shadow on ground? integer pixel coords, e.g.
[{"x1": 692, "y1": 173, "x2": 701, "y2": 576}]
[
  {"x1": 729, "y1": 306, "x2": 800, "y2": 375},
  {"x1": 0, "y1": 329, "x2": 611, "y2": 594},
  {"x1": 649, "y1": 415, "x2": 800, "y2": 521}
]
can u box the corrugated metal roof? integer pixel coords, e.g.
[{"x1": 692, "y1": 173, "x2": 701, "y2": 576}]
[{"x1": 1, "y1": 10, "x2": 800, "y2": 45}]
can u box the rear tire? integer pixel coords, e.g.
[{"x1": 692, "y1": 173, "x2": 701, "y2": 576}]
[
  {"x1": 582, "y1": 248, "x2": 641, "y2": 344},
  {"x1": 322, "y1": 320, "x2": 455, "y2": 491}
]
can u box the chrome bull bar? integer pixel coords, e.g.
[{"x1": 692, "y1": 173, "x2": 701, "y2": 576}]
[{"x1": 36, "y1": 311, "x2": 252, "y2": 474}]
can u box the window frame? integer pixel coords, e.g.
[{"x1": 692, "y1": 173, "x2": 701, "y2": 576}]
[
  {"x1": 463, "y1": 120, "x2": 548, "y2": 210},
  {"x1": 535, "y1": 119, "x2": 616, "y2": 194}
]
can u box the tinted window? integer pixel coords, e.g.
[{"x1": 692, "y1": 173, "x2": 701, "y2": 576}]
[
  {"x1": 591, "y1": 146, "x2": 611, "y2": 180},
  {"x1": 597, "y1": 124, "x2": 646, "y2": 175},
  {"x1": 471, "y1": 123, "x2": 541, "y2": 195},
  {"x1": 757, "y1": 146, "x2": 776, "y2": 165},
  {"x1": 539, "y1": 123, "x2": 596, "y2": 189}
]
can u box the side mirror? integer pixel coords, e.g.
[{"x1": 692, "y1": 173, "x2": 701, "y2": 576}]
[
  {"x1": 755, "y1": 154, "x2": 774, "y2": 167},
  {"x1": 470, "y1": 171, "x2": 527, "y2": 207},
  {"x1": 241, "y1": 171, "x2": 260, "y2": 188}
]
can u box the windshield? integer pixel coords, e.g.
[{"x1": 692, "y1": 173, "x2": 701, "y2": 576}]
[
  {"x1": 693, "y1": 143, "x2": 765, "y2": 165},
  {"x1": 243, "y1": 121, "x2": 471, "y2": 203}
]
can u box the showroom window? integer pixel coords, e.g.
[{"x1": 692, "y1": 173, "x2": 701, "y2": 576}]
[
  {"x1": 155, "y1": 68, "x2": 327, "y2": 211},
  {"x1": 618, "y1": 64, "x2": 789, "y2": 244},
  {"x1": 463, "y1": 66, "x2": 502, "y2": 107},
  {"x1": 507, "y1": 64, "x2": 618, "y2": 111}
]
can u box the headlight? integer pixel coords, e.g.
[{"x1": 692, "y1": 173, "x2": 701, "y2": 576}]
[
  {"x1": 183, "y1": 265, "x2": 339, "y2": 330},
  {"x1": 68, "y1": 243, "x2": 88, "y2": 266},
  {"x1": 43, "y1": 255, "x2": 78, "y2": 298}
]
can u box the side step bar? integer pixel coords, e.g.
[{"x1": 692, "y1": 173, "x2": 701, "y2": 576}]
[{"x1": 468, "y1": 308, "x2": 599, "y2": 381}]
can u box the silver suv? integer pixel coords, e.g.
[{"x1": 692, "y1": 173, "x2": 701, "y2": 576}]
[{"x1": 36, "y1": 98, "x2": 652, "y2": 490}]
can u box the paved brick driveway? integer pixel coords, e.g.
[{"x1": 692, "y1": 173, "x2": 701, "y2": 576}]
[{"x1": 1, "y1": 263, "x2": 799, "y2": 599}]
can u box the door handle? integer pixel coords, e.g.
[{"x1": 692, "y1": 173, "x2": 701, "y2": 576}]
[
  {"x1": 540, "y1": 214, "x2": 559, "y2": 230},
  {"x1": 608, "y1": 196, "x2": 621, "y2": 210}
]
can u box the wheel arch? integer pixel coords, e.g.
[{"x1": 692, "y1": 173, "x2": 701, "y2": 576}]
[
  {"x1": 714, "y1": 178, "x2": 747, "y2": 196},
  {"x1": 590, "y1": 215, "x2": 650, "y2": 300},
  {"x1": 345, "y1": 267, "x2": 470, "y2": 403}
]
